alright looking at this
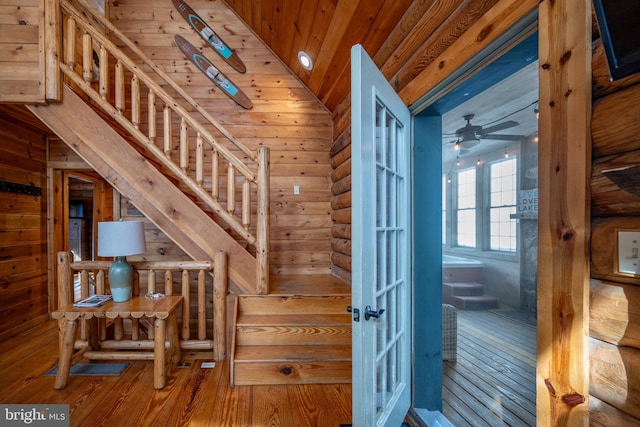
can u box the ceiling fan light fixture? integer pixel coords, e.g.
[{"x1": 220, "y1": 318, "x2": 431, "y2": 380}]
[{"x1": 298, "y1": 51, "x2": 313, "y2": 70}]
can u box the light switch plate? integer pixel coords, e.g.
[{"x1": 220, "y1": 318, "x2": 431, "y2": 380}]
[{"x1": 618, "y1": 231, "x2": 640, "y2": 275}]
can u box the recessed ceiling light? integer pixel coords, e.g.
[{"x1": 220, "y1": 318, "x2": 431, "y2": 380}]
[{"x1": 298, "y1": 51, "x2": 313, "y2": 70}]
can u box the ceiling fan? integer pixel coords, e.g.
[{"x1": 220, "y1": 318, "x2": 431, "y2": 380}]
[{"x1": 449, "y1": 114, "x2": 523, "y2": 154}]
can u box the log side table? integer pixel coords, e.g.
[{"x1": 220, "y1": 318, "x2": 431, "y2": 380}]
[{"x1": 52, "y1": 295, "x2": 183, "y2": 390}]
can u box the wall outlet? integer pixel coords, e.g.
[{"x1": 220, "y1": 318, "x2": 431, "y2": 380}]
[
  {"x1": 618, "y1": 231, "x2": 640, "y2": 275},
  {"x1": 293, "y1": 185, "x2": 300, "y2": 195}
]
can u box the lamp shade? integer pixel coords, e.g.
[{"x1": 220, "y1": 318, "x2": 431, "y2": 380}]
[{"x1": 98, "y1": 220, "x2": 146, "y2": 257}]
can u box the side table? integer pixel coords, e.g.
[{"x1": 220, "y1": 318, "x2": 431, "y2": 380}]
[{"x1": 52, "y1": 295, "x2": 183, "y2": 390}]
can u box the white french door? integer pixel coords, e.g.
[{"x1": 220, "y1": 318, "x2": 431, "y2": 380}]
[{"x1": 350, "y1": 44, "x2": 411, "y2": 427}]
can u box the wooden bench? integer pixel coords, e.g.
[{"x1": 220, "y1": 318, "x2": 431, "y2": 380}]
[{"x1": 52, "y1": 296, "x2": 183, "y2": 389}]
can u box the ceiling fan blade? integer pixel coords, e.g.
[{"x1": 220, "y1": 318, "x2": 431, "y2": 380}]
[
  {"x1": 480, "y1": 120, "x2": 519, "y2": 135},
  {"x1": 483, "y1": 134, "x2": 524, "y2": 141}
]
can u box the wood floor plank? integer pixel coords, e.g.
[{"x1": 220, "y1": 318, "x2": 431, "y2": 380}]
[
  {"x1": 443, "y1": 309, "x2": 537, "y2": 426},
  {"x1": 251, "y1": 385, "x2": 297, "y2": 426}
]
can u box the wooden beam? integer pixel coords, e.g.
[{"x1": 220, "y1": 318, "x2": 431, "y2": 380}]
[
  {"x1": 398, "y1": 0, "x2": 537, "y2": 107},
  {"x1": 537, "y1": 0, "x2": 592, "y2": 425}
]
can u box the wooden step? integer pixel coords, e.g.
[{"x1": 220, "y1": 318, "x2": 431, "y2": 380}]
[
  {"x1": 451, "y1": 295, "x2": 499, "y2": 310},
  {"x1": 232, "y1": 292, "x2": 352, "y2": 386},
  {"x1": 232, "y1": 345, "x2": 352, "y2": 386},
  {"x1": 235, "y1": 323, "x2": 352, "y2": 346},
  {"x1": 237, "y1": 294, "x2": 351, "y2": 315},
  {"x1": 443, "y1": 282, "x2": 485, "y2": 296}
]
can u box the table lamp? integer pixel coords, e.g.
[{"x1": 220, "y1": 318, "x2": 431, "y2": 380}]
[{"x1": 97, "y1": 220, "x2": 146, "y2": 302}]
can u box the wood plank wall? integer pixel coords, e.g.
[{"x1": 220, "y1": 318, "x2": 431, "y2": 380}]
[
  {"x1": 589, "y1": 35, "x2": 640, "y2": 424},
  {"x1": 0, "y1": 117, "x2": 48, "y2": 340},
  {"x1": 0, "y1": 0, "x2": 45, "y2": 102},
  {"x1": 107, "y1": 0, "x2": 334, "y2": 276}
]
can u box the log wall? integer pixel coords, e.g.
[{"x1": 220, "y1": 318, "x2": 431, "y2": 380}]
[
  {"x1": 0, "y1": 116, "x2": 48, "y2": 340},
  {"x1": 589, "y1": 34, "x2": 640, "y2": 423}
]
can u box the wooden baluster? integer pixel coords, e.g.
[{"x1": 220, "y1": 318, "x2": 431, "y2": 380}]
[
  {"x1": 227, "y1": 165, "x2": 236, "y2": 215},
  {"x1": 132, "y1": 271, "x2": 141, "y2": 340},
  {"x1": 99, "y1": 45, "x2": 108, "y2": 100},
  {"x1": 148, "y1": 269, "x2": 156, "y2": 294},
  {"x1": 164, "y1": 270, "x2": 173, "y2": 295},
  {"x1": 181, "y1": 269, "x2": 190, "y2": 340},
  {"x1": 115, "y1": 60, "x2": 124, "y2": 115},
  {"x1": 163, "y1": 106, "x2": 172, "y2": 157},
  {"x1": 82, "y1": 33, "x2": 92, "y2": 82},
  {"x1": 242, "y1": 178, "x2": 251, "y2": 230},
  {"x1": 212, "y1": 149, "x2": 219, "y2": 201},
  {"x1": 65, "y1": 17, "x2": 76, "y2": 68},
  {"x1": 180, "y1": 118, "x2": 188, "y2": 172},
  {"x1": 148, "y1": 91, "x2": 156, "y2": 142},
  {"x1": 80, "y1": 269, "x2": 90, "y2": 341},
  {"x1": 96, "y1": 270, "x2": 106, "y2": 341},
  {"x1": 196, "y1": 133, "x2": 204, "y2": 187},
  {"x1": 80, "y1": 269, "x2": 90, "y2": 299},
  {"x1": 131, "y1": 75, "x2": 140, "y2": 129},
  {"x1": 198, "y1": 269, "x2": 206, "y2": 341},
  {"x1": 95, "y1": 270, "x2": 105, "y2": 295}
]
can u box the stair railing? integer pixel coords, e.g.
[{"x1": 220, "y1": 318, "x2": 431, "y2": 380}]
[{"x1": 59, "y1": 0, "x2": 269, "y2": 294}]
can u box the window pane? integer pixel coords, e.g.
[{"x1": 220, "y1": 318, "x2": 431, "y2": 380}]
[
  {"x1": 456, "y1": 168, "x2": 476, "y2": 247},
  {"x1": 489, "y1": 158, "x2": 517, "y2": 252}
]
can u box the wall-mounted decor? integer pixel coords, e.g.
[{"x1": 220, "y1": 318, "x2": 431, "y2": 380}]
[{"x1": 0, "y1": 180, "x2": 41, "y2": 196}]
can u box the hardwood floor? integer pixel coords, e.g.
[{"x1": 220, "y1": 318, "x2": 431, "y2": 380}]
[
  {"x1": 442, "y1": 309, "x2": 537, "y2": 427},
  {"x1": 0, "y1": 321, "x2": 352, "y2": 426},
  {"x1": 0, "y1": 304, "x2": 535, "y2": 426}
]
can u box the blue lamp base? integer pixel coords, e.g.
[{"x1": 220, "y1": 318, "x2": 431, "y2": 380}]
[{"x1": 109, "y1": 256, "x2": 134, "y2": 302}]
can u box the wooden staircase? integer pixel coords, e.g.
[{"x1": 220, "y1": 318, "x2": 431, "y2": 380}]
[
  {"x1": 442, "y1": 282, "x2": 499, "y2": 310},
  {"x1": 231, "y1": 276, "x2": 352, "y2": 386}
]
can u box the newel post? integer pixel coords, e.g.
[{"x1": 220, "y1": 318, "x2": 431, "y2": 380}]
[
  {"x1": 57, "y1": 251, "x2": 73, "y2": 309},
  {"x1": 213, "y1": 251, "x2": 228, "y2": 361},
  {"x1": 256, "y1": 147, "x2": 270, "y2": 295}
]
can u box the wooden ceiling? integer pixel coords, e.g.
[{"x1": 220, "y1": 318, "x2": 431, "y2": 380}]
[{"x1": 223, "y1": 0, "x2": 415, "y2": 112}]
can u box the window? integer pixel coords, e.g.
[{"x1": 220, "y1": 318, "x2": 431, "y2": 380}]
[
  {"x1": 489, "y1": 158, "x2": 517, "y2": 251},
  {"x1": 442, "y1": 174, "x2": 447, "y2": 245},
  {"x1": 456, "y1": 168, "x2": 476, "y2": 247}
]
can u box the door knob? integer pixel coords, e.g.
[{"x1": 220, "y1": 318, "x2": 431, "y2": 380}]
[{"x1": 364, "y1": 305, "x2": 385, "y2": 321}]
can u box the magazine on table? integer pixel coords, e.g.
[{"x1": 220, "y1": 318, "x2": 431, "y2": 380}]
[{"x1": 73, "y1": 294, "x2": 112, "y2": 307}]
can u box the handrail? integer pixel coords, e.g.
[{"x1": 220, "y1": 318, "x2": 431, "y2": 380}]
[
  {"x1": 62, "y1": 0, "x2": 256, "y2": 162},
  {"x1": 58, "y1": 0, "x2": 271, "y2": 258}
]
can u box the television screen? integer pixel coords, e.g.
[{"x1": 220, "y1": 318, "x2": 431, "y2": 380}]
[{"x1": 593, "y1": 0, "x2": 640, "y2": 80}]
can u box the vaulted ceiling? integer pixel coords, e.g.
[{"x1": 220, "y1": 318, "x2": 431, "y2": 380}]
[
  {"x1": 224, "y1": 0, "x2": 537, "y2": 163},
  {"x1": 224, "y1": 0, "x2": 415, "y2": 112}
]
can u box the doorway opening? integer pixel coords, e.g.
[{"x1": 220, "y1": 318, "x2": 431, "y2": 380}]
[{"x1": 413, "y1": 29, "x2": 539, "y2": 425}]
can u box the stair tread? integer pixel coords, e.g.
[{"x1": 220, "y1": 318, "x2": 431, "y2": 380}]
[
  {"x1": 237, "y1": 313, "x2": 351, "y2": 326},
  {"x1": 234, "y1": 344, "x2": 352, "y2": 362},
  {"x1": 453, "y1": 295, "x2": 498, "y2": 301},
  {"x1": 443, "y1": 282, "x2": 483, "y2": 288},
  {"x1": 237, "y1": 295, "x2": 350, "y2": 315}
]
